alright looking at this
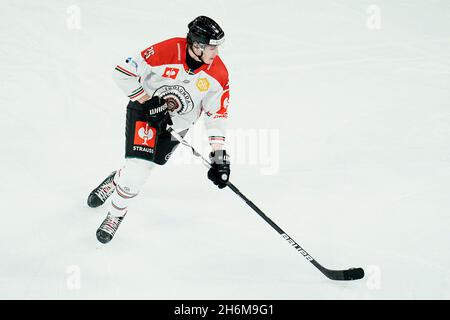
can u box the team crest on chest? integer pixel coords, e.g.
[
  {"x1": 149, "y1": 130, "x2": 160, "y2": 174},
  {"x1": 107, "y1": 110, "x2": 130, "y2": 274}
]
[
  {"x1": 154, "y1": 85, "x2": 194, "y2": 115},
  {"x1": 196, "y1": 78, "x2": 210, "y2": 92}
]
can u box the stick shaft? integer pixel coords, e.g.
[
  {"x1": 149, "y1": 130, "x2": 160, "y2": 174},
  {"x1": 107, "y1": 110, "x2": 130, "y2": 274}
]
[
  {"x1": 167, "y1": 127, "x2": 364, "y2": 281},
  {"x1": 168, "y1": 128, "x2": 317, "y2": 264}
]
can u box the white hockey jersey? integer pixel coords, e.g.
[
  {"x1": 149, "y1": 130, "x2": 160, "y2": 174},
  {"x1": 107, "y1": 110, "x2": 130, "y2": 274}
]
[{"x1": 113, "y1": 37, "x2": 229, "y2": 146}]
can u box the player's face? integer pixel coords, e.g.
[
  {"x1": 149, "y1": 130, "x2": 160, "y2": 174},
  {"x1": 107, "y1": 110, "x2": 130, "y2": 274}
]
[
  {"x1": 192, "y1": 43, "x2": 219, "y2": 64},
  {"x1": 201, "y1": 45, "x2": 219, "y2": 63}
]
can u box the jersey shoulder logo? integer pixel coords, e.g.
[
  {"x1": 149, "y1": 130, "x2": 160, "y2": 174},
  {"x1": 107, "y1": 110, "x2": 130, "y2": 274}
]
[{"x1": 196, "y1": 78, "x2": 210, "y2": 92}]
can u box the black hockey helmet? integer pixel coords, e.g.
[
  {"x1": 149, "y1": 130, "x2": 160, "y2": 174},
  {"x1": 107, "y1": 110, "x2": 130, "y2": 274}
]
[{"x1": 187, "y1": 16, "x2": 225, "y2": 46}]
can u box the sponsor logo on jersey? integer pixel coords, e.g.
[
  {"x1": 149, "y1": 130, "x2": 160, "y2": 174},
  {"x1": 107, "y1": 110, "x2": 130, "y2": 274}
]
[
  {"x1": 164, "y1": 152, "x2": 172, "y2": 161},
  {"x1": 213, "y1": 89, "x2": 229, "y2": 119},
  {"x1": 221, "y1": 91, "x2": 229, "y2": 110},
  {"x1": 134, "y1": 121, "x2": 156, "y2": 147},
  {"x1": 133, "y1": 146, "x2": 154, "y2": 154},
  {"x1": 162, "y1": 67, "x2": 179, "y2": 79},
  {"x1": 196, "y1": 78, "x2": 210, "y2": 92},
  {"x1": 154, "y1": 85, "x2": 194, "y2": 115}
]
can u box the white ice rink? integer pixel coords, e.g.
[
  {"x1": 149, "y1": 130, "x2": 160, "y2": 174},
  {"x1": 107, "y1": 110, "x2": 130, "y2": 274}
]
[{"x1": 1, "y1": 0, "x2": 449, "y2": 299}]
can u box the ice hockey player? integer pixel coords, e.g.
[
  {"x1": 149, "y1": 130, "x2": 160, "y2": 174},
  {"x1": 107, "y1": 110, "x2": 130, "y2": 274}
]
[{"x1": 87, "y1": 16, "x2": 231, "y2": 244}]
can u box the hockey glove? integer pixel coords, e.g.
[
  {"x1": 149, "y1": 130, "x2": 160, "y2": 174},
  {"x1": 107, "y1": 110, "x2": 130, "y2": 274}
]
[
  {"x1": 207, "y1": 150, "x2": 230, "y2": 189},
  {"x1": 142, "y1": 96, "x2": 173, "y2": 133}
]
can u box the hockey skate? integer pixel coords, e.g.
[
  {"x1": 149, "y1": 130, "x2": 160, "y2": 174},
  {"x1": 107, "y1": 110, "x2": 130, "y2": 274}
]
[
  {"x1": 96, "y1": 212, "x2": 124, "y2": 244},
  {"x1": 87, "y1": 171, "x2": 116, "y2": 208}
]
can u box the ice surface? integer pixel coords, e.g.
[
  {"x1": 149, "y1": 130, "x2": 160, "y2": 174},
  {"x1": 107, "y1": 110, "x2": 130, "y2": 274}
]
[{"x1": 1, "y1": 0, "x2": 449, "y2": 299}]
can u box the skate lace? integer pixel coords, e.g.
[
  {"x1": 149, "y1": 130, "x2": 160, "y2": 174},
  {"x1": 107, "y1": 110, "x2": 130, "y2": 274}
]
[
  {"x1": 97, "y1": 185, "x2": 113, "y2": 201},
  {"x1": 100, "y1": 214, "x2": 122, "y2": 235},
  {"x1": 95, "y1": 174, "x2": 115, "y2": 201}
]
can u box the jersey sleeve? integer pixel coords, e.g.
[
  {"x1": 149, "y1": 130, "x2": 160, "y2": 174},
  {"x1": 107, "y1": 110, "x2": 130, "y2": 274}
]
[
  {"x1": 112, "y1": 39, "x2": 180, "y2": 102},
  {"x1": 202, "y1": 78, "x2": 230, "y2": 146},
  {"x1": 112, "y1": 51, "x2": 151, "y2": 102}
]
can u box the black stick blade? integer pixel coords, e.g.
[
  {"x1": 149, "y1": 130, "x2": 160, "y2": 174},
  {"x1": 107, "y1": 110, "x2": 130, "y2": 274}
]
[
  {"x1": 320, "y1": 266, "x2": 365, "y2": 281},
  {"x1": 314, "y1": 262, "x2": 365, "y2": 281},
  {"x1": 343, "y1": 268, "x2": 365, "y2": 280}
]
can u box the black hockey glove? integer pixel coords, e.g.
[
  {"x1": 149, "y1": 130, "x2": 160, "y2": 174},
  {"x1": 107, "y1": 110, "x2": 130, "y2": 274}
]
[
  {"x1": 207, "y1": 150, "x2": 230, "y2": 189},
  {"x1": 142, "y1": 96, "x2": 173, "y2": 133}
]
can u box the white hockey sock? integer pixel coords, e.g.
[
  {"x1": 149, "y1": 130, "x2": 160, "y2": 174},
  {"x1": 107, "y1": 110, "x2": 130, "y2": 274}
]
[{"x1": 109, "y1": 158, "x2": 156, "y2": 217}]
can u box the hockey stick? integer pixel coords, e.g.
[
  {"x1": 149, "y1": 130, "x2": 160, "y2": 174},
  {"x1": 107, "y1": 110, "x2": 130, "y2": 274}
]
[{"x1": 167, "y1": 128, "x2": 364, "y2": 281}]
